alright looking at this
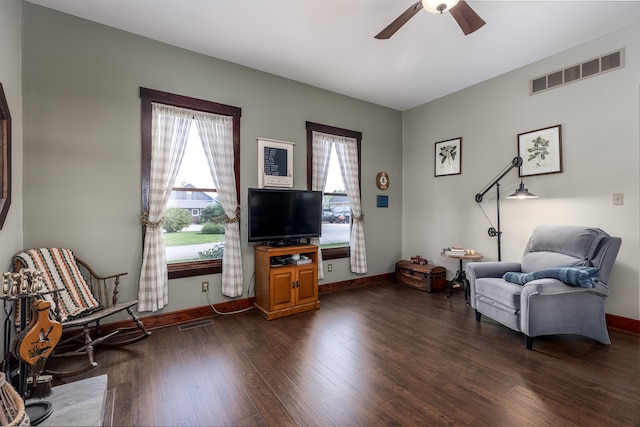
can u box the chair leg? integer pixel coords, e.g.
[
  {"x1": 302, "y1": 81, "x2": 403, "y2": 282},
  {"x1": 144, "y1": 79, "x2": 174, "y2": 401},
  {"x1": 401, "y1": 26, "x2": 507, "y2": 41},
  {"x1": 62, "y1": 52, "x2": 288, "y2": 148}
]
[
  {"x1": 464, "y1": 278, "x2": 470, "y2": 304},
  {"x1": 475, "y1": 310, "x2": 481, "y2": 321},
  {"x1": 525, "y1": 335, "x2": 533, "y2": 350},
  {"x1": 100, "y1": 307, "x2": 152, "y2": 347},
  {"x1": 83, "y1": 324, "x2": 95, "y2": 366},
  {"x1": 45, "y1": 324, "x2": 99, "y2": 378},
  {"x1": 127, "y1": 307, "x2": 152, "y2": 338}
]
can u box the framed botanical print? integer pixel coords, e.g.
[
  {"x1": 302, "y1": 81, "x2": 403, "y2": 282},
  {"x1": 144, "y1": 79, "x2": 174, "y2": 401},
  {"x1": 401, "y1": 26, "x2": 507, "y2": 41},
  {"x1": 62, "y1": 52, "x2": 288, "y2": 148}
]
[
  {"x1": 518, "y1": 125, "x2": 563, "y2": 176},
  {"x1": 434, "y1": 137, "x2": 461, "y2": 177}
]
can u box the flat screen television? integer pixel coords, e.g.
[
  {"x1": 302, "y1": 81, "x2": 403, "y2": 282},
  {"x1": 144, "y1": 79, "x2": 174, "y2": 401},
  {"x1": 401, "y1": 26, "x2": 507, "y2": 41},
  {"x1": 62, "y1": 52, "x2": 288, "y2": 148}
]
[{"x1": 248, "y1": 188, "x2": 322, "y2": 244}]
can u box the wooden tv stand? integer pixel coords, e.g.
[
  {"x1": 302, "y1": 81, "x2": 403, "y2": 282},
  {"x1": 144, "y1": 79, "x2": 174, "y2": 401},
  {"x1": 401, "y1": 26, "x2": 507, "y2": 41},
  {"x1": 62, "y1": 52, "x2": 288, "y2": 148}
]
[{"x1": 254, "y1": 244, "x2": 320, "y2": 320}]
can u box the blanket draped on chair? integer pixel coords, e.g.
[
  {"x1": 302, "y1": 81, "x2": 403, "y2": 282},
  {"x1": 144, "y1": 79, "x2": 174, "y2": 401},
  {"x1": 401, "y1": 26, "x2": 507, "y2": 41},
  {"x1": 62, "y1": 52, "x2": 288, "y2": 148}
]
[
  {"x1": 503, "y1": 266, "x2": 600, "y2": 288},
  {"x1": 14, "y1": 248, "x2": 102, "y2": 323}
]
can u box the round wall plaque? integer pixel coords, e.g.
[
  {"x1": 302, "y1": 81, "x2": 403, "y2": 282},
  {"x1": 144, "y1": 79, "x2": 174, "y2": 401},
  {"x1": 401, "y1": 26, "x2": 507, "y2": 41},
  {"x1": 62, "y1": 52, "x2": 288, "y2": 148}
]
[{"x1": 376, "y1": 171, "x2": 389, "y2": 190}]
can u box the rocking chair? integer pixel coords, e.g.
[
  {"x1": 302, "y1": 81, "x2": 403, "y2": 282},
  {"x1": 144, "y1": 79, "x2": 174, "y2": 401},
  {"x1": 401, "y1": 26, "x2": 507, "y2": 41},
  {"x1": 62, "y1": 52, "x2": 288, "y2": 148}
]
[{"x1": 13, "y1": 248, "x2": 151, "y2": 377}]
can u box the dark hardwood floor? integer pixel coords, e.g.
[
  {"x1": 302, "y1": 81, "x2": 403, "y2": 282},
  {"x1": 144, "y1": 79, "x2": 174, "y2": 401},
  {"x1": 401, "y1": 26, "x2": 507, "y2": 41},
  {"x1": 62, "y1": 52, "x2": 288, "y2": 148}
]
[{"x1": 54, "y1": 282, "x2": 639, "y2": 426}]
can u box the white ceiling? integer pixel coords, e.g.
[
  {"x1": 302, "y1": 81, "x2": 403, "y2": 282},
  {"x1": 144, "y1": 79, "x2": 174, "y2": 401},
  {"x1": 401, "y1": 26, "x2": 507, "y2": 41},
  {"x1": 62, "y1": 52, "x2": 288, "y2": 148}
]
[{"x1": 25, "y1": 0, "x2": 640, "y2": 111}]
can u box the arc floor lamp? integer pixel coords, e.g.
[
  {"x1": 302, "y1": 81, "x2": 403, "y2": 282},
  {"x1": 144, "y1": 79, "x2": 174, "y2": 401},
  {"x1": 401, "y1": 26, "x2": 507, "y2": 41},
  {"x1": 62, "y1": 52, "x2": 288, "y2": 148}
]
[{"x1": 475, "y1": 156, "x2": 537, "y2": 261}]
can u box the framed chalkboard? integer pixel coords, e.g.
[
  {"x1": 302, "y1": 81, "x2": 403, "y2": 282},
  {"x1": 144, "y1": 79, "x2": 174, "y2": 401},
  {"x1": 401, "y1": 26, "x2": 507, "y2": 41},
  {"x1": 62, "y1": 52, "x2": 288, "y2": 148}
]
[
  {"x1": 263, "y1": 146, "x2": 287, "y2": 177},
  {"x1": 257, "y1": 138, "x2": 294, "y2": 188}
]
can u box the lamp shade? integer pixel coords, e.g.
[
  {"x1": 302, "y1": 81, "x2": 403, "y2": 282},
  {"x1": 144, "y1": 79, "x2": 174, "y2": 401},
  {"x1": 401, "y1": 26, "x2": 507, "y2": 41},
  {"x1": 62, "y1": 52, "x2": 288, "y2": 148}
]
[
  {"x1": 506, "y1": 180, "x2": 538, "y2": 199},
  {"x1": 422, "y1": 0, "x2": 460, "y2": 14}
]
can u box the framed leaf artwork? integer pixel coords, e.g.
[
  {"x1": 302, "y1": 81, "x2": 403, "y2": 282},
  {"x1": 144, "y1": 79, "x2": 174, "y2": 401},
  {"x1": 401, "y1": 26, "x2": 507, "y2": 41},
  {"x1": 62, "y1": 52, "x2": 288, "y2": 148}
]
[
  {"x1": 518, "y1": 125, "x2": 563, "y2": 176},
  {"x1": 434, "y1": 137, "x2": 462, "y2": 177}
]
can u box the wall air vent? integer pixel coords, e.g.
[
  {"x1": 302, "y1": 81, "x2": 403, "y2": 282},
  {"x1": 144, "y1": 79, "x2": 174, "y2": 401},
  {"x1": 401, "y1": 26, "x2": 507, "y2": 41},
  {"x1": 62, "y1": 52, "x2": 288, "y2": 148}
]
[{"x1": 530, "y1": 48, "x2": 624, "y2": 95}]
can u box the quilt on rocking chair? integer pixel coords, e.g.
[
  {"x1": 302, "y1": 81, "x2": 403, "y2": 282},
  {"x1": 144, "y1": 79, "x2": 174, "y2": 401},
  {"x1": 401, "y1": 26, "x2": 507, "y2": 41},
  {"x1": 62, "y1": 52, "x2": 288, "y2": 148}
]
[
  {"x1": 13, "y1": 247, "x2": 151, "y2": 377},
  {"x1": 15, "y1": 248, "x2": 103, "y2": 323}
]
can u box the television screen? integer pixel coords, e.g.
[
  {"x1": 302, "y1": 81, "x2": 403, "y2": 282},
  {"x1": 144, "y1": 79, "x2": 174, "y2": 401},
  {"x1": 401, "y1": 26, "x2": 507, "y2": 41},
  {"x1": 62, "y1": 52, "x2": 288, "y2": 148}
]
[{"x1": 248, "y1": 188, "x2": 322, "y2": 243}]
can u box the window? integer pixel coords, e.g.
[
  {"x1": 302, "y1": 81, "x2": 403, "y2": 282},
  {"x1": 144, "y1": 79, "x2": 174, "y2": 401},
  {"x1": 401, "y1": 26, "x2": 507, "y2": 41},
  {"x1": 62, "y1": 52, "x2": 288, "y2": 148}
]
[
  {"x1": 164, "y1": 123, "x2": 222, "y2": 264},
  {"x1": 306, "y1": 121, "x2": 362, "y2": 260},
  {"x1": 140, "y1": 88, "x2": 240, "y2": 279},
  {"x1": 320, "y1": 145, "x2": 350, "y2": 239}
]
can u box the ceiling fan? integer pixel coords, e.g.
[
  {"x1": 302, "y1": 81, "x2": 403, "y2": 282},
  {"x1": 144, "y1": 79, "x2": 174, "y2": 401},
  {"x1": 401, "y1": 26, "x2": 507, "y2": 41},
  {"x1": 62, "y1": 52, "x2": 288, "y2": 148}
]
[{"x1": 375, "y1": 0, "x2": 485, "y2": 39}]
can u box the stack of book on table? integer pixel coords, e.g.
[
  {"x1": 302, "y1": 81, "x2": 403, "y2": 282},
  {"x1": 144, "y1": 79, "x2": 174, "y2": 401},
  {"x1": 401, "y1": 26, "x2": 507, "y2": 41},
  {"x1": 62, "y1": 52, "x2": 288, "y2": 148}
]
[{"x1": 442, "y1": 246, "x2": 466, "y2": 256}]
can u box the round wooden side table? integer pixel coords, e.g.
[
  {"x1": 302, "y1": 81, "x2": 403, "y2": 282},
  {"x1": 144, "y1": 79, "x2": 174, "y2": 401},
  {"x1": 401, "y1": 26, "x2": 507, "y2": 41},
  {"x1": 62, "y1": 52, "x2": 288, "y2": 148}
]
[{"x1": 441, "y1": 252, "x2": 483, "y2": 301}]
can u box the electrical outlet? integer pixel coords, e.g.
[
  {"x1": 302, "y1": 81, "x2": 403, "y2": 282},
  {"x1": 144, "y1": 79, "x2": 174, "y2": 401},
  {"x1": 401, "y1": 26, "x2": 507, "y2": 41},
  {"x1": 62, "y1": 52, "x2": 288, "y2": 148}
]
[
  {"x1": 201, "y1": 281, "x2": 209, "y2": 293},
  {"x1": 327, "y1": 264, "x2": 332, "y2": 272}
]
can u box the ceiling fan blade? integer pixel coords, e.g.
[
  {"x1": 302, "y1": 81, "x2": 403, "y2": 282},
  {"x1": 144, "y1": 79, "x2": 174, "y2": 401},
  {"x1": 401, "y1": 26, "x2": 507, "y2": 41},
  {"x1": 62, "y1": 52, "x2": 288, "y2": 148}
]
[
  {"x1": 449, "y1": 1, "x2": 486, "y2": 35},
  {"x1": 375, "y1": 1, "x2": 423, "y2": 39}
]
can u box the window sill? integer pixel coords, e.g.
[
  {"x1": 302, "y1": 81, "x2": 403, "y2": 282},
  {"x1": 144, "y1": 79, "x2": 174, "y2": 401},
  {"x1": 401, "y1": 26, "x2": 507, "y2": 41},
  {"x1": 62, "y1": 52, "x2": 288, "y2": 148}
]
[
  {"x1": 321, "y1": 246, "x2": 350, "y2": 260},
  {"x1": 168, "y1": 260, "x2": 221, "y2": 279}
]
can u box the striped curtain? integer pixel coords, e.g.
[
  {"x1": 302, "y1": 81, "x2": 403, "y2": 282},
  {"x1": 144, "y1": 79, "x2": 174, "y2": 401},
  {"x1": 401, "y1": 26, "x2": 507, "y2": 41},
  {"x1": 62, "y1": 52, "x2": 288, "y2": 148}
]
[
  {"x1": 310, "y1": 132, "x2": 334, "y2": 279},
  {"x1": 313, "y1": 131, "x2": 368, "y2": 274},
  {"x1": 138, "y1": 103, "x2": 192, "y2": 312},
  {"x1": 194, "y1": 111, "x2": 243, "y2": 297},
  {"x1": 334, "y1": 136, "x2": 367, "y2": 274}
]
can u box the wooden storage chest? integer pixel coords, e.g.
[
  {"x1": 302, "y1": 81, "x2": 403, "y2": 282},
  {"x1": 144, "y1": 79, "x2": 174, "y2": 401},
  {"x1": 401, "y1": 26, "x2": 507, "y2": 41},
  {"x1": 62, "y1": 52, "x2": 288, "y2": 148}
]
[{"x1": 395, "y1": 260, "x2": 446, "y2": 292}]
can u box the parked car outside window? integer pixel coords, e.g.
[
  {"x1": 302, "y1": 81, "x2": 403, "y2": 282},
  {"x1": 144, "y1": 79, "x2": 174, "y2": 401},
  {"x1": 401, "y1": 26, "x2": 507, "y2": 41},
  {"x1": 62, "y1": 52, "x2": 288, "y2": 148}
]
[
  {"x1": 323, "y1": 208, "x2": 338, "y2": 223},
  {"x1": 336, "y1": 212, "x2": 350, "y2": 224}
]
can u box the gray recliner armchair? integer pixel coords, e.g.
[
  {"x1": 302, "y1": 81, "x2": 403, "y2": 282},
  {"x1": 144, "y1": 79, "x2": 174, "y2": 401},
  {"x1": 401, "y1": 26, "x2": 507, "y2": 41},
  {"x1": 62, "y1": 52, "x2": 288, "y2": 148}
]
[{"x1": 466, "y1": 225, "x2": 621, "y2": 349}]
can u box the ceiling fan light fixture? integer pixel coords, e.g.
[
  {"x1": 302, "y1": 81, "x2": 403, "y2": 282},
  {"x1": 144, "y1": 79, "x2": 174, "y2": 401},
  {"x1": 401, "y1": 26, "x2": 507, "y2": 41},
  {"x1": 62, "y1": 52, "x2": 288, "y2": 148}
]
[{"x1": 422, "y1": 0, "x2": 460, "y2": 14}]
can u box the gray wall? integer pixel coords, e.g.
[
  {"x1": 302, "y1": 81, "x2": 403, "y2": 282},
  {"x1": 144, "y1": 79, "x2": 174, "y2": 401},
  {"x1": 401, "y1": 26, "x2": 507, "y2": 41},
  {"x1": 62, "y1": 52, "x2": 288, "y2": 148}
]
[
  {"x1": 0, "y1": 0, "x2": 24, "y2": 267},
  {"x1": 21, "y1": 3, "x2": 403, "y2": 318},
  {"x1": 0, "y1": 0, "x2": 24, "y2": 357},
  {"x1": 403, "y1": 23, "x2": 640, "y2": 320}
]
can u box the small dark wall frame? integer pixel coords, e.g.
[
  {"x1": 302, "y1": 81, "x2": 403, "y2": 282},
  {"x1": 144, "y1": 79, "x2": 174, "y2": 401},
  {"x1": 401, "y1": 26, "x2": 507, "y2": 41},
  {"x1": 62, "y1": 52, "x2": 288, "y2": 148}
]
[
  {"x1": 434, "y1": 137, "x2": 462, "y2": 177},
  {"x1": 377, "y1": 195, "x2": 389, "y2": 208},
  {"x1": 0, "y1": 83, "x2": 11, "y2": 229}
]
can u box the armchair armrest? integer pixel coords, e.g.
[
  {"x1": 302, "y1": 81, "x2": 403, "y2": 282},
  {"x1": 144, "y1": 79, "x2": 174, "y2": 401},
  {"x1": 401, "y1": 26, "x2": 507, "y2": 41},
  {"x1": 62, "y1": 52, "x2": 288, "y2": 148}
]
[
  {"x1": 466, "y1": 261, "x2": 522, "y2": 279},
  {"x1": 520, "y1": 279, "x2": 610, "y2": 340},
  {"x1": 520, "y1": 278, "x2": 609, "y2": 299},
  {"x1": 466, "y1": 261, "x2": 521, "y2": 309},
  {"x1": 75, "y1": 257, "x2": 128, "y2": 307}
]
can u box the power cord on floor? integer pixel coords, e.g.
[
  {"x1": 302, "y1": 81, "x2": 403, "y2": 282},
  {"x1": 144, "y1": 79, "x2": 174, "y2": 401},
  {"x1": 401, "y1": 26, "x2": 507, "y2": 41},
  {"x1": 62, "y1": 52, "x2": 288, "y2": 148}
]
[{"x1": 203, "y1": 272, "x2": 255, "y2": 316}]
